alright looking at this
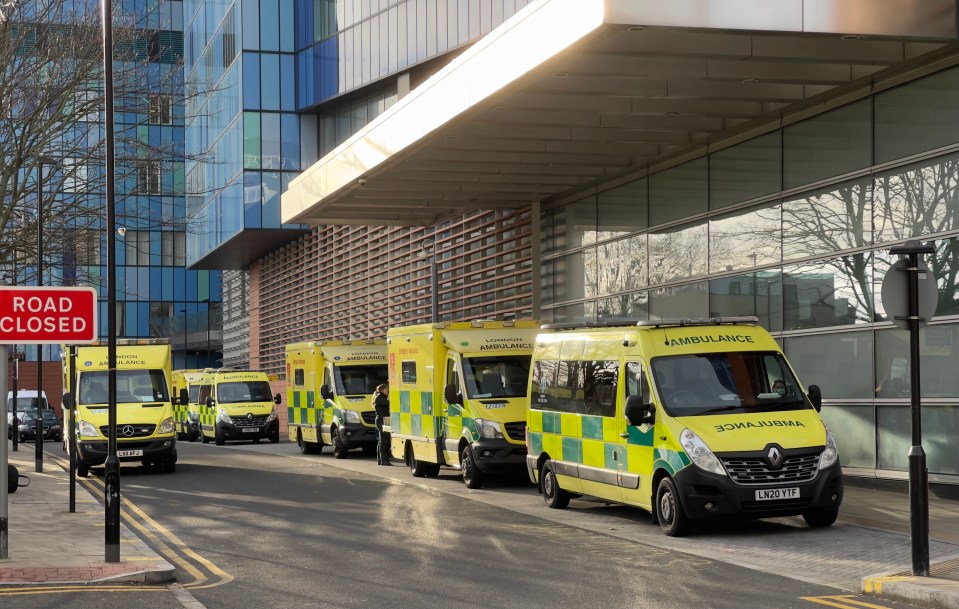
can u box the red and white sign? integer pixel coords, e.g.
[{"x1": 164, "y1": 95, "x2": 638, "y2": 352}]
[{"x1": 0, "y1": 286, "x2": 98, "y2": 344}]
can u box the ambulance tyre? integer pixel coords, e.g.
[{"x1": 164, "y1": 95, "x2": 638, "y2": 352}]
[
  {"x1": 77, "y1": 462, "x2": 89, "y2": 478},
  {"x1": 406, "y1": 443, "x2": 430, "y2": 478},
  {"x1": 201, "y1": 430, "x2": 210, "y2": 444},
  {"x1": 541, "y1": 461, "x2": 570, "y2": 509},
  {"x1": 269, "y1": 427, "x2": 280, "y2": 444},
  {"x1": 297, "y1": 430, "x2": 316, "y2": 454},
  {"x1": 656, "y1": 477, "x2": 691, "y2": 537},
  {"x1": 802, "y1": 508, "x2": 839, "y2": 528},
  {"x1": 215, "y1": 425, "x2": 225, "y2": 446},
  {"x1": 331, "y1": 428, "x2": 347, "y2": 459},
  {"x1": 460, "y1": 446, "x2": 484, "y2": 489}
]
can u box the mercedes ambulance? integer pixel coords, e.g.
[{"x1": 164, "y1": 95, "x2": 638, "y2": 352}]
[
  {"x1": 194, "y1": 369, "x2": 281, "y2": 445},
  {"x1": 171, "y1": 368, "x2": 206, "y2": 441},
  {"x1": 285, "y1": 340, "x2": 387, "y2": 458},
  {"x1": 61, "y1": 339, "x2": 177, "y2": 476},
  {"x1": 387, "y1": 319, "x2": 539, "y2": 488},
  {"x1": 526, "y1": 317, "x2": 843, "y2": 536}
]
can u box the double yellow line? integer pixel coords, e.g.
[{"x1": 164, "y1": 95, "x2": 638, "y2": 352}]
[{"x1": 802, "y1": 595, "x2": 897, "y2": 609}]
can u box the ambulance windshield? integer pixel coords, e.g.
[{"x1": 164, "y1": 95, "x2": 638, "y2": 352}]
[
  {"x1": 650, "y1": 352, "x2": 809, "y2": 417},
  {"x1": 78, "y1": 370, "x2": 169, "y2": 404},
  {"x1": 462, "y1": 356, "x2": 531, "y2": 399},
  {"x1": 335, "y1": 365, "x2": 388, "y2": 395},
  {"x1": 217, "y1": 381, "x2": 273, "y2": 403}
]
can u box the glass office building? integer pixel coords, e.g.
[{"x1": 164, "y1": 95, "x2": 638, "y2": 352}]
[{"x1": 187, "y1": 1, "x2": 959, "y2": 483}]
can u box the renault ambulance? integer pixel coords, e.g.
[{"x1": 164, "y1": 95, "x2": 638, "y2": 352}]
[
  {"x1": 526, "y1": 317, "x2": 843, "y2": 536},
  {"x1": 61, "y1": 339, "x2": 177, "y2": 476},
  {"x1": 194, "y1": 369, "x2": 281, "y2": 445},
  {"x1": 388, "y1": 320, "x2": 539, "y2": 488},
  {"x1": 171, "y1": 368, "x2": 206, "y2": 441},
  {"x1": 286, "y1": 340, "x2": 387, "y2": 457}
]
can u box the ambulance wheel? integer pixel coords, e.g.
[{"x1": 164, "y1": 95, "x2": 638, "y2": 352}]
[
  {"x1": 188, "y1": 427, "x2": 198, "y2": 442},
  {"x1": 269, "y1": 426, "x2": 280, "y2": 444},
  {"x1": 201, "y1": 430, "x2": 210, "y2": 444},
  {"x1": 802, "y1": 508, "x2": 839, "y2": 528},
  {"x1": 297, "y1": 430, "x2": 314, "y2": 454},
  {"x1": 162, "y1": 460, "x2": 176, "y2": 474},
  {"x1": 406, "y1": 444, "x2": 430, "y2": 478},
  {"x1": 460, "y1": 446, "x2": 485, "y2": 489},
  {"x1": 656, "y1": 477, "x2": 691, "y2": 537},
  {"x1": 77, "y1": 462, "x2": 89, "y2": 478},
  {"x1": 331, "y1": 428, "x2": 347, "y2": 459},
  {"x1": 541, "y1": 461, "x2": 570, "y2": 509},
  {"x1": 214, "y1": 426, "x2": 225, "y2": 446}
]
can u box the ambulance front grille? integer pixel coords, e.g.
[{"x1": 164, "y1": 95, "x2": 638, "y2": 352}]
[
  {"x1": 503, "y1": 422, "x2": 526, "y2": 442},
  {"x1": 722, "y1": 454, "x2": 821, "y2": 485},
  {"x1": 235, "y1": 415, "x2": 270, "y2": 427},
  {"x1": 99, "y1": 424, "x2": 156, "y2": 438}
]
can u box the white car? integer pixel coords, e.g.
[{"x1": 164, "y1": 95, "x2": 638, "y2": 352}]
[{"x1": 6, "y1": 390, "x2": 48, "y2": 438}]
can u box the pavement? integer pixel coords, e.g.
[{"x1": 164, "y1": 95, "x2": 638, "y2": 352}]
[{"x1": 2, "y1": 440, "x2": 959, "y2": 609}]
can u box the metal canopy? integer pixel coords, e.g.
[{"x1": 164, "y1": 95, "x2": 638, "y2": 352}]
[{"x1": 283, "y1": 0, "x2": 957, "y2": 227}]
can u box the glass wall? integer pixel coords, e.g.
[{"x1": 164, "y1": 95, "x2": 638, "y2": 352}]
[{"x1": 540, "y1": 64, "x2": 959, "y2": 480}]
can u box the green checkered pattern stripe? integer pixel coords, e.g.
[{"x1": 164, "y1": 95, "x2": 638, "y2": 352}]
[
  {"x1": 395, "y1": 390, "x2": 438, "y2": 439},
  {"x1": 287, "y1": 390, "x2": 319, "y2": 426}
]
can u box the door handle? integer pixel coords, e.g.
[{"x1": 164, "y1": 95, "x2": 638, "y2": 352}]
[{"x1": 619, "y1": 432, "x2": 629, "y2": 439}]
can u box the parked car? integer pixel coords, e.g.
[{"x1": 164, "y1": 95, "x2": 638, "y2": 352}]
[{"x1": 15, "y1": 408, "x2": 63, "y2": 443}]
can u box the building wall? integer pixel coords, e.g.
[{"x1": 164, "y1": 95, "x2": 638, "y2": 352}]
[{"x1": 221, "y1": 269, "x2": 251, "y2": 368}]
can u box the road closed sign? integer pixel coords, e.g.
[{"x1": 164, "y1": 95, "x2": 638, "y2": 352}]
[{"x1": 0, "y1": 286, "x2": 98, "y2": 344}]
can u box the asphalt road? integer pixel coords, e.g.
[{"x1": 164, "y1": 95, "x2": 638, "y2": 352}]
[{"x1": 2, "y1": 440, "x2": 927, "y2": 609}]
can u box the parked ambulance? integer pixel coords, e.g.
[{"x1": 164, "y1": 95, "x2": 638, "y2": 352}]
[
  {"x1": 285, "y1": 340, "x2": 387, "y2": 457},
  {"x1": 526, "y1": 317, "x2": 843, "y2": 536},
  {"x1": 387, "y1": 320, "x2": 539, "y2": 488},
  {"x1": 193, "y1": 369, "x2": 281, "y2": 445},
  {"x1": 171, "y1": 368, "x2": 206, "y2": 441},
  {"x1": 61, "y1": 339, "x2": 177, "y2": 476}
]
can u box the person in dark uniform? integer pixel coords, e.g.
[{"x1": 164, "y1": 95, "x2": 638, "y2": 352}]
[{"x1": 373, "y1": 384, "x2": 392, "y2": 465}]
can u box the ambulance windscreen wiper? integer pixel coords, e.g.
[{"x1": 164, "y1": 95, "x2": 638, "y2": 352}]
[
  {"x1": 693, "y1": 405, "x2": 742, "y2": 416},
  {"x1": 753, "y1": 397, "x2": 806, "y2": 412}
]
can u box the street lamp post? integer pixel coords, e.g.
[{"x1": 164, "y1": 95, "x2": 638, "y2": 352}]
[
  {"x1": 35, "y1": 155, "x2": 59, "y2": 473},
  {"x1": 418, "y1": 240, "x2": 438, "y2": 323}
]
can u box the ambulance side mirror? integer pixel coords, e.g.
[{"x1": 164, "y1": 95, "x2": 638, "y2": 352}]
[
  {"x1": 625, "y1": 395, "x2": 654, "y2": 426},
  {"x1": 808, "y1": 385, "x2": 822, "y2": 412},
  {"x1": 178, "y1": 388, "x2": 189, "y2": 406},
  {"x1": 205, "y1": 396, "x2": 215, "y2": 409},
  {"x1": 444, "y1": 383, "x2": 462, "y2": 406},
  {"x1": 274, "y1": 393, "x2": 282, "y2": 404},
  {"x1": 320, "y1": 384, "x2": 334, "y2": 400},
  {"x1": 62, "y1": 393, "x2": 75, "y2": 409}
]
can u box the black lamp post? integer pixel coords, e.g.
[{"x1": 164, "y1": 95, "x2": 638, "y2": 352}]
[
  {"x1": 35, "y1": 155, "x2": 59, "y2": 474},
  {"x1": 418, "y1": 240, "x2": 438, "y2": 323}
]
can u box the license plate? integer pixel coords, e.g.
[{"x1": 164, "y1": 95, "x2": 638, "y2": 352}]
[
  {"x1": 242, "y1": 427, "x2": 259, "y2": 433},
  {"x1": 117, "y1": 449, "x2": 143, "y2": 458},
  {"x1": 755, "y1": 487, "x2": 799, "y2": 501}
]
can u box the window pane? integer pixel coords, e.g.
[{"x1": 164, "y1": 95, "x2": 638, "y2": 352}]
[
  {"x1": 783, "y1": 254, "x2": 873, "y2": 330},
  {"x1": 784, "y1": 100, "x2": 871, "y2": 189},
  {"x1": 649, "y1": 221, "x2": 707, "y2": 285},
  {"x1": 597, "y1": 291, "x2": 648, "y2": 323},
  {"x1": 708, "y1": 201, "x2": 781, "y2": 273},
  {"x1": 876, "y1": 405, "x2": 958, "y2": 474},
  {"x1": 873, "y1": 153, "x2": 959, "y2": 246},
  {"x1": 876, "y1": 324, "x2": 959, "y2": 399},
  {"x1": 819, "y1": 405, "x2": 875, "y2": 469},
  {"x1": 261, "y1": 54, "x2": 280, "y2": 110},
  {"x1": 649, "y1": 281, "x2": 708, "y2": 320},
  {"x1": 548, "y1": 198, "x2": 596, "y2": 252},
  {"x1": 710, "y1": 132, "x2": 781, "y2": 209},
  {"x1": 783, "y1": 177, "x2": 872, "y2": 261},
  {"x1": 550, "y1": 248, "x2": 596, "y2": 303},
  {"x1": 597, "y1": 234, "x2": 646, "y2": 296},
  {"x1": 243, "y1": 112, "x2": 260, "y2": 169},
  {"x1": 598, "y1": 178, "x2": 646, "y2": 239},
  {"x1": 784, "y1": 330, "x2": 874, "y2": 399},
  {"x1": 875, "y1": 67, "x2": 959, "y2": 164},
  {"x1": 548, "y1": 301, "x2": 595, "y2": 325},
  {"x1": 649, "y1": 158, "x2": 707, "y2": 226},
  {"x1": 709, "y1": 272, "x2": 782, "y2": 332}
]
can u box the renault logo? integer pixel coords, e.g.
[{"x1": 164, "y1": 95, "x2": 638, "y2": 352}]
[
  {"x1": 767, "y1": 446, "x2": 784, "y2": 469},
  {"x1": 247, "y1": 413, "x2": 254, "y2": 422},
  {"x1": 121, "y1": 425, "x2": 135, "y2": 437}
]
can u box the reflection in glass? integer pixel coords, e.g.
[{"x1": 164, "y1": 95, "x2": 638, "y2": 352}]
[
  {"x1": 708, "y1": 202, "x2": 781, "y2": 273},
  {"x1": 783, "y1": 254, "x2": 873, "y2": 330},
  {"x1": 783, "y1": 178, "x2": 872, "y2": 260},
  {"x1": 875, "y1": 325, "x2": 959, "y2": 399},
  {"x1": 710, "y1": 132, "x2": 781, "y2": 209},
  {"x1": 873, "y1": 153, "x2": 959, "y2": 245},
  {"x1": 784, "y1": 100, "x2": 871, "y2": 189},
  {"x1": 597, "y1": 291, "x2": 648, "y2": 323},
  {"x1": 649, "y1": 281, "x2": 708, "y2": 320},
  {"x1": 549, "y1": 198, "x2": 596, "y2": 251},
  {"x1": 709, "y1": 272, "x2": 782, "y2": 332},
  {"x1": 596, "y1": 234, "x2": 647, "y2": 297},
  {"x1": 550, "y1": 248, "x2": 596, "y2": 303},
  {"x1": 597, "y1": 178, "x2": 647, "y2": 240},
  {"x1": 872, "y1": 242, "x2": 959, "y2": 321},
  {"x1": 875, "y1": 67, "x2": 959, "y2": 164},
  {"x1": 649, "y1": 221, "x2": 707, "y2": 285},
  {"x1": 549, "y1": 301, "x2": 596, "y2": 325},
  {"x1": 818, "y1": 405, "x2": 875, "y2": 469},
  {"x1": 649, "y1": 158, "x2": 707, "y2": 226},
  {"x1": 784, "y1": 330, "x2": 874, "y2": 399}
]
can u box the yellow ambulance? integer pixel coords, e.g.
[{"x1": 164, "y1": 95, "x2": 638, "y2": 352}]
[
  {"x1": 193, "y1": 369, "x2": 281, "y2": 445},
  {"x1": 61, "y1": 339, "x2": 177, "y2": 476},
  {"x1": 286, "y1": 340, "x2": 388, "y2": 457},
  {"x1": 526, "y1": 317, "x2": 843, "y2": 536},
  {"x1": 387, "y1": 320, "x2": 538, "y2": 488},
  {"x1": 171, "y1": 368, "x2": 206, "y2": 442}
]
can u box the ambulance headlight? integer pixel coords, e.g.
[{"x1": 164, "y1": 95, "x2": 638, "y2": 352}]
[
  {"x1": 217, "y1": 408, "x2": 233, "y2": 424},
  {"x1": 266, "y1": 407, "x2": 277, "y2": 422},
  {"x1": 157, "y1": 417, "x2": 175, "y2": 434},
  {"x1": 680, "y1": 428, "x2": 725, "y2": 476},
  {"x1": 820, "y1": 429, "x2": 839, "y2": 470},
  {"x1": 474, "y1": 418, "x2": 504, "y2": 439},
  {"x1": 78, "y1": 420, "x2": 99, "y2": 438}
]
